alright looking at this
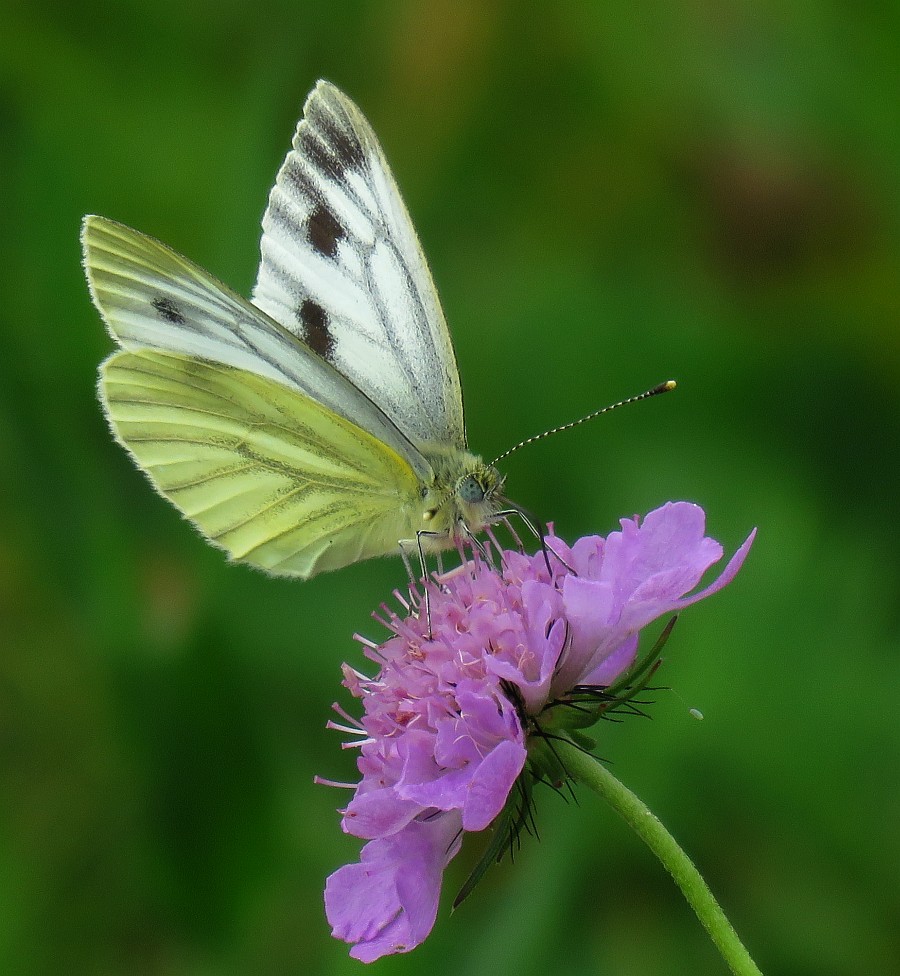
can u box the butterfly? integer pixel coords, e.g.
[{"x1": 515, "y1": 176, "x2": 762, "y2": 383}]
[{"x1": 82, "y1": 81, "x2": 516, "y2": 580}]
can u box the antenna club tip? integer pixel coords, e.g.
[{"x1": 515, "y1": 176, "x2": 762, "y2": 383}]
[{"x1": 664, "y1": 380, "x2": 677, "y2": 391}]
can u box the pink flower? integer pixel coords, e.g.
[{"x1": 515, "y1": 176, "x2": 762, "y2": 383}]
[{"x1": 323, "y1": 502, "x2": 755, "y2": 961}]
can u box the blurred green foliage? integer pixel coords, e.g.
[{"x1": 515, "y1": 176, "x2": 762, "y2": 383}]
[{"x1": 1, "y1": 2, "x2": 898, "y2": 974}]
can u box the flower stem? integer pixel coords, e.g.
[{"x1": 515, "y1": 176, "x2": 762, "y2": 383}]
[{"x1": 556, "y1": 738, "x2": 763, "y2": 976}]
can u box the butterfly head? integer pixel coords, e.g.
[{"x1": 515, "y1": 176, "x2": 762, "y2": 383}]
[
  {"x1": 419, "y1": 447, "x2": 506, "y2": 542},
  {"x1": 454, "y1": 462, "x2": 506, "y2": 528}
]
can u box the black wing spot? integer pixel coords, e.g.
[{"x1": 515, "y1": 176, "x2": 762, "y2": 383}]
[
  {"x1": 308, "y1": 204, "x2": 344, "y2": 258},
  {"x1": 152, "y1": 296, "x2": 185, "y2": 325},
  {"x1": 297, "y1": 298, "x2": 334, "y2": 359}
]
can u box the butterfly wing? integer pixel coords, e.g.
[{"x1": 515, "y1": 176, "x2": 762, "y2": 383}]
[
  {"x1": 82, "y1": 214, "x2": 432, "y2": 482},
  {"x1": 100, "y1": 349, "x2": 423, "y2": 577},
  {"x1": 251, "y1": 80, "x2": 466, "y2": 451}
]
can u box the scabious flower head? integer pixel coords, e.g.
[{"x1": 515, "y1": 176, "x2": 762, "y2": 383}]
[{"x1": 323, "y1": 502, "x2": 755, "y2": 961}]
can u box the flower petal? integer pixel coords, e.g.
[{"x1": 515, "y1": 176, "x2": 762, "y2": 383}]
[
  {"x1": 325, "y1": 814, "x2": 462, "y2": 962},
  {"x1": 672, "y1": 527, "x2": 757, "y2": 610},
  {"x1": 580, "y1": 633, "x2": 639, "y2": 686},
  {"x1": 342, "y1": 785, "x2": 422, "y2": 840},
  {"x1": 461, "y1": 738, "x2": 527, "y2": 831}
]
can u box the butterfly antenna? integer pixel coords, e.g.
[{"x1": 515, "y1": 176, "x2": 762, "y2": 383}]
[{"x1": 490, "y1": 380, "x2": 677, "y2": 466}]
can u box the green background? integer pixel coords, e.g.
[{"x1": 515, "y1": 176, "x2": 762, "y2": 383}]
[{"x1": 2, "y1": 2, "x2": 898, "y2": 974}]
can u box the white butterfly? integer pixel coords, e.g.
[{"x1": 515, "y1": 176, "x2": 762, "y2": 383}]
[{"x1": 82, "y1": 81, "x2": 511, "y2": 579}]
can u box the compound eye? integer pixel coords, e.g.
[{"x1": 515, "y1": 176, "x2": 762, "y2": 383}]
[{"x1": 458, "y1": 475, "x2": 485, "y2": 504}]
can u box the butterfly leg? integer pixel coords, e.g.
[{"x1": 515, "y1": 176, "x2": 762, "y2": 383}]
[
  {"x1": 457, "y1": 520, "x2": 490, "y2": 562},
  {"x1": 398, "y1": 530, "x2": 448, "y2": 636},
  {"x1": 494, "y1": 504, "x2": 574, "y2": 576},
  {"x1": 398, "y1": 542, "x2": 423, "y2": 611}
]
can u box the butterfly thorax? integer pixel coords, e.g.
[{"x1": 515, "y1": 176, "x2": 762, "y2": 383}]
[{"x1": 417, "y1": 444, "x2": 506, "y2": 545}]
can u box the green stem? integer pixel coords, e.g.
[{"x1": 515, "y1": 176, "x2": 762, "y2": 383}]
[{"x1": 555, "y1": 738, "x2": 763, "y2": 976}]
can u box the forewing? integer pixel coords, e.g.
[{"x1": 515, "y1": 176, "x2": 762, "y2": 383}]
[
  {"x1": 100, "y1": 350, "x2": 423, "y2": 578},
  {"x1": 82, "y1": 214, "x2": 431, "y2": 481},
  {"x1": 252, "y1": 80, "x2": 466, "y2": 449}
]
